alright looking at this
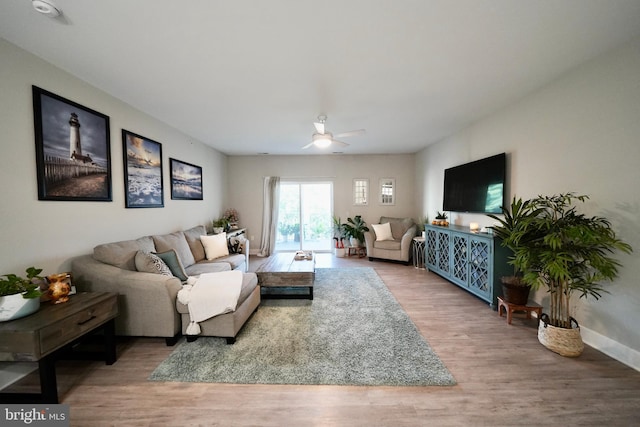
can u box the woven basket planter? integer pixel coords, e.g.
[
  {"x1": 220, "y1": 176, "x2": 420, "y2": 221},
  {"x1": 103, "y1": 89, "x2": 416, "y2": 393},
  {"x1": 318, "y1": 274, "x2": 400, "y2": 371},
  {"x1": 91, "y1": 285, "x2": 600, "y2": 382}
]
[{"x1": 538, "y1": 313, "x2": 584, "y2": 357}]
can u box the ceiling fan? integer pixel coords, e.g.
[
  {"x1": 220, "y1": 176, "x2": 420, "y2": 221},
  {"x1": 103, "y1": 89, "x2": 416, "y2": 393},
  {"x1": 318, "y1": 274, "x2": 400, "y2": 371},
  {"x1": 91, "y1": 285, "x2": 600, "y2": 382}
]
[{"x1": 302, "y1": 115, "x2": 365, "y2": 149}]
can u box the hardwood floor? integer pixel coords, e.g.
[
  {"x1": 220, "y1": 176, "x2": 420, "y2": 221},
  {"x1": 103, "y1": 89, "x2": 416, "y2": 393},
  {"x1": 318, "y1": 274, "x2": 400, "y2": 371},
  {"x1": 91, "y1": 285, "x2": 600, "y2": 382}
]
[{"x1": 5, "y1": 254, "x2": 640, "y2": 426}]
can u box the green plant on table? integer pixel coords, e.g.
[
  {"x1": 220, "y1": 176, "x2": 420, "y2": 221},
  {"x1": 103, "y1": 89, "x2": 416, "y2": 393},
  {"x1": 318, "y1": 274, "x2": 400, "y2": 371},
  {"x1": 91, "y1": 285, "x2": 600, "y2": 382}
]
[
  {"x1": 342, "y1": 215, "x2": 369, "y2": 245},
  {"x1": 0, "y1": 267, "x2": 44, "y2": 299}
]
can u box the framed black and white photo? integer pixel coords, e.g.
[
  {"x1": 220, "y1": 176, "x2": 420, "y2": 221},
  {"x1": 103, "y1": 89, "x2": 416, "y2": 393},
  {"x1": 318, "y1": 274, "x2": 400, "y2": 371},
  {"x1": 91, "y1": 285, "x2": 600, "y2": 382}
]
[
  {"x1": 32, "y1": 86, "x2": 112, "y2": 201},
  {"x1": 170, "y1": 158, "x2": 203, "y2": 200},
  {"x1": 122, "y1": 129, "x2": 164, "y2": 208}
]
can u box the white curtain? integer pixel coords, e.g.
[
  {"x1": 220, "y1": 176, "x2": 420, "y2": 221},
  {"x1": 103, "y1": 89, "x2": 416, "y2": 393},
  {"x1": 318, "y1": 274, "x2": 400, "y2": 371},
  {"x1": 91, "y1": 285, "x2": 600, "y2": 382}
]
[{"x1": 257, "y1": 176, "x2": 280, "y2": 257}]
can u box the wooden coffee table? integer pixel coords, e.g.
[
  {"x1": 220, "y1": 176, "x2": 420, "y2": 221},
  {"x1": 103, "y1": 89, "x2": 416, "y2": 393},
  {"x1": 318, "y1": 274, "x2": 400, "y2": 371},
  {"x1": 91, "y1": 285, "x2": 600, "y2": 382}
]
[{"x1": 256, "y1": 252, "x2": 316, "y2": 299}]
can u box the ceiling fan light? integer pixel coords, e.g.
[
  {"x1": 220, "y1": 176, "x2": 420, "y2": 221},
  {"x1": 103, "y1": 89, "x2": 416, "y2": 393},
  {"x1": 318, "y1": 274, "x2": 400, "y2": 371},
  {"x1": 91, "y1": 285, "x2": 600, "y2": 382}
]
[{"x1": 312, "y1": 132, "x2": 333, "y2": 148}]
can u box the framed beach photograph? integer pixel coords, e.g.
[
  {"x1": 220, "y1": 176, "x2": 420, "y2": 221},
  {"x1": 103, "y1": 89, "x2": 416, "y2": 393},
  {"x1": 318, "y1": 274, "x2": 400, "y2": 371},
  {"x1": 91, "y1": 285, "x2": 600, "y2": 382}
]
[
  {"x1": 32, "y1": 86, "x2": 112, "y2": 201},
  {"x1": 122, "y1": 130, "x2": 164, "y2": 208},
  {"x1": 170, "y1": 158, "x2": 203, "y2": 200}
]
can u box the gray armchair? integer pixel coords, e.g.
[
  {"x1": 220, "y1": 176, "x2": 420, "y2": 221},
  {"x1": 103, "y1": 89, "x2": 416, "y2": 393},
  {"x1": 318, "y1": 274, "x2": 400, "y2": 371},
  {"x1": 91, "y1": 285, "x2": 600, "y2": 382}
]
[{"x1": 364, "y1": 216, "x2": 417, "y2": 265}]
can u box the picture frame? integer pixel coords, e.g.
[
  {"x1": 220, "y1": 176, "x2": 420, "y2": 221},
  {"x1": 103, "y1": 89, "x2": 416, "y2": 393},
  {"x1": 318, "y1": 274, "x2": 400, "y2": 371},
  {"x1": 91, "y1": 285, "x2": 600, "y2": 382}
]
[
  {"x1": 122, "y1": 129, "x2": 164, "y2": 208},
  {"x1": 32, "y1": 86, "x2": 112, "y2": 201},
  {"x1": 170, "y1": 158, "x2": 203, "y2": 200},
  {"x1": 379, "y1": 178, "x2": 395, "y2": 205}
]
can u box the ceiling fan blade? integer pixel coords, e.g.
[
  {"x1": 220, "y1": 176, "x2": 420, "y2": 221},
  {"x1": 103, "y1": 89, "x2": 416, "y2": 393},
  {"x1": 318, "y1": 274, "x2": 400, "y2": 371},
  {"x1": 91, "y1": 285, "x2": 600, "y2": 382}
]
[
  {"x1": 334, "y1": 129, "x2": 366, "y2": 138},
  {"x1": 332, "y1": 139, "x2": 350, "y2": 147},
  {"x1": 314, "y1": 122, "x2": 325, "y2": 134},
  {"x1": 301, "y1": 142, "x2": 314, "y2": 149}
]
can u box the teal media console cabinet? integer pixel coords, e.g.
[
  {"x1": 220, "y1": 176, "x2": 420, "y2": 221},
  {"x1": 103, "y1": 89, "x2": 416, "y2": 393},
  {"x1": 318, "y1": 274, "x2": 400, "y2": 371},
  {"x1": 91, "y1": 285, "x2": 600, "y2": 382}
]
[{"x1": 425, "y1": 224, "x2": 511, "y2": 309}]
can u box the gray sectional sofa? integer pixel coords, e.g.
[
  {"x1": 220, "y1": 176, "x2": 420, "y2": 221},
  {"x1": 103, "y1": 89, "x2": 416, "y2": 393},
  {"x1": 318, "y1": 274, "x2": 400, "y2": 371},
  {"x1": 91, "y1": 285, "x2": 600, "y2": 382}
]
[{"x1": 71, "y1": 225, "x2": 259, "y2": 345}]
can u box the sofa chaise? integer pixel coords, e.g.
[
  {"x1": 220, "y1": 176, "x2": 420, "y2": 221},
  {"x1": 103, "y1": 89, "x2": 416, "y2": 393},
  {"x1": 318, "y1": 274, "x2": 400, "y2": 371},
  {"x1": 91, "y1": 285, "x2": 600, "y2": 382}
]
[{"x1": 71, "y1": 225, "x2": 259, "y2": 345}]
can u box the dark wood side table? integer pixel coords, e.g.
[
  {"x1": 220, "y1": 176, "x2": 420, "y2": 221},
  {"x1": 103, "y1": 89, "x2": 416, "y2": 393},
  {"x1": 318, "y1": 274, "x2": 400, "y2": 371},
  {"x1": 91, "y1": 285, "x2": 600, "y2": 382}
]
[
  {"x1": 497, "y1": 296, "x2": 542, "y2": 325},
  {"x1": 0, "y1": 291, "x2": 118, "y2": 403}
]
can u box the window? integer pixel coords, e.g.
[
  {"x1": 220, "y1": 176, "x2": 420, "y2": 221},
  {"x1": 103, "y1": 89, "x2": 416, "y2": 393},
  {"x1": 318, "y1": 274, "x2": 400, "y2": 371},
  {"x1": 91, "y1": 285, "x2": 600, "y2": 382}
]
[
  {"x1": 353, "y1": 179, "x2": 368, "y2": 206},
  {"x1": 275, "y1": 181, "x2": 333, "y2": 252}
]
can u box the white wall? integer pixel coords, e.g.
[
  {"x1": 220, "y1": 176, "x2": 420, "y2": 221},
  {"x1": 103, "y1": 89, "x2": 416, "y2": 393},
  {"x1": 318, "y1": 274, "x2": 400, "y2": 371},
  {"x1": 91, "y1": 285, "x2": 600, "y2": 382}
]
[
  {"x1": 416, "y1": 37, "x2": 640, "y2": 367},
  {"x1": 0, "y1": 39, "x2": 227, "y2": 275},
  {"x1": 227, "y1": 154, "x2": 416, "y2": 248}
]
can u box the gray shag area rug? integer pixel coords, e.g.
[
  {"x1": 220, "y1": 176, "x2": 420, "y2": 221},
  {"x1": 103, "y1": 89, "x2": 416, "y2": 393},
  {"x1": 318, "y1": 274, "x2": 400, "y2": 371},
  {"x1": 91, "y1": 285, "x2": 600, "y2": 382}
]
[{"x1": 149, "y1": 267, "x2": 456, "y2": 386}]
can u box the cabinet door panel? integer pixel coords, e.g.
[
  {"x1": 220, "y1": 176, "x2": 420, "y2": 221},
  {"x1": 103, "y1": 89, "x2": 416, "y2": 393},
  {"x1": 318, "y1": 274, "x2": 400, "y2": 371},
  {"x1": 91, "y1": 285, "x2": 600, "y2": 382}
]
[
  {"x1": 451, "y1": 233, "x2": 469, "y2": 286},
  {"x1": 468, "y1": 237, "x2": 491, "y2": 300},
  {"x1": 436, "y1": 230, "x2": 450, "y2": 274},
  {"x1": 426, "y1": 229, "x2": 438, "y2": 270}
]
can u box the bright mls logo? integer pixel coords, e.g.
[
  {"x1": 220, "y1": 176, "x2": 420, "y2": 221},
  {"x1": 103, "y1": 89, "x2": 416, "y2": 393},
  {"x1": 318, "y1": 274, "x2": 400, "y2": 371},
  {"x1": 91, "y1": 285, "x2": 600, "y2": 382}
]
[{"x1": 2, "y1": 405, "x2": 69, "y2": 426}]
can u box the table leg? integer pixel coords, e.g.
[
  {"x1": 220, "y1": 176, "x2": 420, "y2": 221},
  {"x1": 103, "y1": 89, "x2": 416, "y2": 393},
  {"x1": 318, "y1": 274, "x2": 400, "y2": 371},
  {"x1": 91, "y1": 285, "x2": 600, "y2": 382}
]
[
  {"x1": 39, "y1": 354, "x2": 59, "y2": 403},
  {"x1": 104, "y1": 318, "x2": 116, "y2": 365}
]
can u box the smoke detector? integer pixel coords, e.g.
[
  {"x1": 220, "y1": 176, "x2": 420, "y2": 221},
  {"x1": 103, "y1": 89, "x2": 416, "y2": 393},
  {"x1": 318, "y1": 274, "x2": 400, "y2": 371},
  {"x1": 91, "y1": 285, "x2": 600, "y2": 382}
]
[{"x1": 32, "y1": 0, "x2": 62, "y2": 17}]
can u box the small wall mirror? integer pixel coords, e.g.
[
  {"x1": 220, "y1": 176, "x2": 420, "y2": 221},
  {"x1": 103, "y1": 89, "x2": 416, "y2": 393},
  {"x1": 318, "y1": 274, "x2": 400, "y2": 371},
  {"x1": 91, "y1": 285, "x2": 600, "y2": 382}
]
[
  {"x1": 353, "y1": 178, "x2": 369, "y2": 206},
  {"x1": 379, "y1": 178, "x2": 395, "y2": 205}
]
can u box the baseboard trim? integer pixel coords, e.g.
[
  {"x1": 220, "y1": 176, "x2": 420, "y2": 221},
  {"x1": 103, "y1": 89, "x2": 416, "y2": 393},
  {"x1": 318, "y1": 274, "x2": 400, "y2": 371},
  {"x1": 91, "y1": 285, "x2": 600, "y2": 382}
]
[{"x1": 581, "y1": 326, "x2": 640, "y2": 372}]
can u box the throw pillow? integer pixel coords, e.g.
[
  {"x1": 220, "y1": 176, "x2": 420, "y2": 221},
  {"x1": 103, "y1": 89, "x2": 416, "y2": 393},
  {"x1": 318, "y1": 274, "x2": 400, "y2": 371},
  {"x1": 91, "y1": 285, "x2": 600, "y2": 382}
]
[
  {"x1": 152, "y1": 232, "x2": 196, "y2": 268},
  {"x1": 134, "y1": 251, "x2": 172, "y2": 277},
  {"x1": 183, "y1": 225, "x2": 207, "y2": 262},
  {"x1": 154, "y1": 249, "x2": 189, "y2": 281},
  {"x1": 372, "y1": 222, "x2": 394, "y2": 241},
  {"x1": 201, "y1": 233, "x2": 230, "y2": 260}
]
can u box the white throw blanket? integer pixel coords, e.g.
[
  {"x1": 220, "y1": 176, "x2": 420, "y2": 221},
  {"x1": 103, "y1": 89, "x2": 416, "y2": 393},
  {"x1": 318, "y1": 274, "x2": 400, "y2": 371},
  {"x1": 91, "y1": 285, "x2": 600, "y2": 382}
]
[{"x1": 177, "y1": 270, "x2": 243, "y2": 335}]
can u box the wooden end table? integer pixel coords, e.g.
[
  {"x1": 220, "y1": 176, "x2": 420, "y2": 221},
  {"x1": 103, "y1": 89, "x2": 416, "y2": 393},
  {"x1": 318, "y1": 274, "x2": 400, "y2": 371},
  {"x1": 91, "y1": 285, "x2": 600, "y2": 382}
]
[
  {"x1": 0, "y1": 292, "x2": 118, "y2": 403},
  {"x1": 497, "y1": 296, "x2": 542, "y2": 325}
]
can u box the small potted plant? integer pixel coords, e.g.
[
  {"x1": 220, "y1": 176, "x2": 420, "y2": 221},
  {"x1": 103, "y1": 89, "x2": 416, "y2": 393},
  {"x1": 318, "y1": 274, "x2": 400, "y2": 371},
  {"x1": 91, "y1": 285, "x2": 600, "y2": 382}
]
[
  {"x1": 332, "y1": 216, "x2": 346, "y2": 257},
  {"x1": 416, "y1": 216, "x2": 429, "y2": 238},
  {"x1": 0, "y1": 267, "x2": 44, "y2": 322},
  {"x1": 211, "y1": 217, "x2": 229, "y2": 234},
  {"x1": 342, "y1": 215, "x2": 369, "y2": 247},
  {"x1": 432, "y1": 212, "x2": 449, "y2": 226}
]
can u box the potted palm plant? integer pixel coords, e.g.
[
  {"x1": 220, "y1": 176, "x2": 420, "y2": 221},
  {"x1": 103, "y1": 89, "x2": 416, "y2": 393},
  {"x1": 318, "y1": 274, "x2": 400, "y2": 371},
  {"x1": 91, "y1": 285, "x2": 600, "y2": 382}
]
[
  {"x1": 342, "y1": 215, "x2": 369, "y2": 247},
  {"x1": 0, "y1": 266, "x2": 43, "y2": 322},
  {"x1": 495, "y1": 193, "x2": 632, "y2": 357},
  {"x1": 487, "y1": 197, "x2": 543, "y2": 305}
]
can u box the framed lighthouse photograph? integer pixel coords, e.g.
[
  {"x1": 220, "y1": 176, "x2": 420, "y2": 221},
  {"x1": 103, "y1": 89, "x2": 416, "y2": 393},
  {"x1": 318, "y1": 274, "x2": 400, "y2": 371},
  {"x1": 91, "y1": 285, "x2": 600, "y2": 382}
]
[{"x1": 32, "y1": 86, "x2": 112, "y2": 201}]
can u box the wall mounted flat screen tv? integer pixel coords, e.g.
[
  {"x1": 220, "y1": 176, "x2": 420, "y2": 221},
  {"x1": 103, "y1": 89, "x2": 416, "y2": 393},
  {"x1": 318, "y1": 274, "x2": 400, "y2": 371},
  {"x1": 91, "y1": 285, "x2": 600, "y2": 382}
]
[{"x1": 443, "y1": 153, "x2": 506, "y2": 214}]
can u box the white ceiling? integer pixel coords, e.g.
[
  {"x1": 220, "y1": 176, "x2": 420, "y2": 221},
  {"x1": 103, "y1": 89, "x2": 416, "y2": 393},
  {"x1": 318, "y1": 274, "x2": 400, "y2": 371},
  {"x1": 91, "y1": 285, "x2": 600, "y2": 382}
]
[{"x1": 2, "y1": 1, "x2": 640, "y2": 155}]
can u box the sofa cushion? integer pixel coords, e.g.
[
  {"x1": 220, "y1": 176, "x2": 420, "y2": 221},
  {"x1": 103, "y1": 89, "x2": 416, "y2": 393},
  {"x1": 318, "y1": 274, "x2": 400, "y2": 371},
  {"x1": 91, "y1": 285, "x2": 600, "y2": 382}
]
[
  {"x1": 184, "y1": 261, "x2": 232, "y2": 277},
  {"x1": 371, "y1": 222, "x2": 394, "y2": 241},
  {"x1": 183, "y1": 225, "x2": 207, "y2": 262},
  {"x1": 205, "y1": 254, "x2": 246, "y2": 271},
  {"x1": 134, "y1": 251, "x2": 173, "y2": 276},
  {"x1": 201, "y1": 233, "x2": 229, "y2": 260},
  {"x1": 154, "y1": 249, "x2": 189, "y2": 281},
  {"x1": 94, "y1": 236, "x2": 156, "y2": 271},
  {"x1": 153, "y1": 232, "x2": 196, "y2": 268},
  {"x1": 374, "y1": 240, "x2": 402, "y2": 250}
]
